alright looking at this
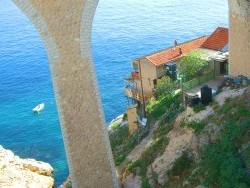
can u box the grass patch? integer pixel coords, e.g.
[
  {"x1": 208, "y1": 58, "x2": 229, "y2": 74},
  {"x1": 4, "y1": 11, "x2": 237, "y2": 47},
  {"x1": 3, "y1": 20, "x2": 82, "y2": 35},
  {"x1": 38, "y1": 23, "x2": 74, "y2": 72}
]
[
  {"x1": 113, "y1": 126, "x2": 150, "y2": 166},
  {"x1": 190, "y1": 119, "x2": 250, "y2": 187},
  {"x1": 109, "y1": 125, "x2": 129, "y2": 151},
  {"x1": 141, "y1": 177, "x2": 152, "y2": 188},
  {"x1": 153, "y1": 103, "x2": 184, "y2": 139},
  {"x1": 109, "y1": 122, "x2": 150, "y2": 166},
  {"x1": 168, "y1": 152, "x2": 194, "y2": 177},
  {"x1": 122, "y1": 112, "x2": 127, "y2": 121},
  {"x1": 209, "y1": 100, "x2": 219, "y2": 110},
  {"x1": 236, "y1": 105, "x2": 250, "y2": 117},
  {"x1": 127, "y1": 137, "x2": 169, "y2": 177},
  {"x1": 188, "y1": 89, "x2": 250, "y2": 187},
  {"x1": 218, "y1": 104, "x2": 231, "y2": 115},
  {"x1": 146, "y1": 93, "x2": 181, "y2": 119},
  {"x1": 193, "y1": 103, "x2": 206, "y2": 113},
  {"x1": 164, "y1": 152, "x2": 194, "y2": 187},
  {"x1": 180, "y1": 120, "x2": 206, "y2": 134},
  {"x1": 153, "y1": 121, "x2": 174, "y2": 140},
  {"x1": 110, "y1": 122, "x2": 120, "y2": 130}
]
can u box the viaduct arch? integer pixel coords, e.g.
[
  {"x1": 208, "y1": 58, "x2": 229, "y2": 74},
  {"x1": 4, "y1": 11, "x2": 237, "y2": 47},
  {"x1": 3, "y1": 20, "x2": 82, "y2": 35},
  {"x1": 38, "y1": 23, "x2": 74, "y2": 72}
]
[{"x1": 9, "y1": 0, "x2": 250, "y2": 187}]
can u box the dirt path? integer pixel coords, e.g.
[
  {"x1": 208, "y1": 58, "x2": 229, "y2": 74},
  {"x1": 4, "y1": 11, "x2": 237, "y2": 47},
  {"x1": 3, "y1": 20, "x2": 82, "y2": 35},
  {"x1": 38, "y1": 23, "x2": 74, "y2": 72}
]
[
  {"x1": 151, "y1": 115, "x2": 193, "y2": 185},
  {"x1": 126, "y1": 120, "x2": 159, "y2": 162},
  {"x1": 117, "y1": 119, "x2": 159, "y2": 177}
]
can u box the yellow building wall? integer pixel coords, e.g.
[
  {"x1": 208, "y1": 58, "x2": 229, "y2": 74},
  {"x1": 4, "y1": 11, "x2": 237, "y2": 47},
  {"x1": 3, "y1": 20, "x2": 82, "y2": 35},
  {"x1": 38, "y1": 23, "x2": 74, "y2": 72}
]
[
  {"x1": 127, "y1": 106, "x2": 138, "y2": 135},
  {"x1": 156, "y1": 64, "x2": 167, "y2": 78},
  {"x1": 134, "y1": 59, "x2": 157, "y2": 94}
]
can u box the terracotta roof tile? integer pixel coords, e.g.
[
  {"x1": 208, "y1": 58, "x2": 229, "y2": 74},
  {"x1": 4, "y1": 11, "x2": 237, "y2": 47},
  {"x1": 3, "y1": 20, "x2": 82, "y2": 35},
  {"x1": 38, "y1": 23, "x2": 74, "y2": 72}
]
[
  {"x1": 201, "y1": 27, "x2": 228, "y2": 51},
  {"x1": 144, "y1": 36, "x2": 208, "y2": 66}
]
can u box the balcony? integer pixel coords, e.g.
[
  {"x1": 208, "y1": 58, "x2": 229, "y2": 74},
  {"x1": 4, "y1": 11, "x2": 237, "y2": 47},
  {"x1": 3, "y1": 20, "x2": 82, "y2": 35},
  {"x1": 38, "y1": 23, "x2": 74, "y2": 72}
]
[
  {"x1": 124, "y1": 86, "x2": 154, "y2": 102},
  {"x1": 124, "y1": 72, "x2": 140, "y2": 82},
  {"x1": 131, "y1": 72, "x2": 140, "y2": 80}
]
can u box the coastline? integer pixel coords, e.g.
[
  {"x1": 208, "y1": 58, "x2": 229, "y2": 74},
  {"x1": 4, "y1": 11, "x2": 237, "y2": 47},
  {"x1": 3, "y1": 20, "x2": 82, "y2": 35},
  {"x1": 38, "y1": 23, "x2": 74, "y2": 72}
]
[{"x1": 0, "y1": 145, "x2": 54, "y2": 187}]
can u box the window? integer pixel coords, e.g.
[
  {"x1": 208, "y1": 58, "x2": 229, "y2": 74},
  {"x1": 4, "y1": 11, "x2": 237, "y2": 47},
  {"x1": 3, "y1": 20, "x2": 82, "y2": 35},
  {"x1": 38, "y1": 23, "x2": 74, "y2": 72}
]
[
  {"x1": 133, "y1": 62, "x2": 139, "y2": 70},
  {"x1": 153, "y1": 79, "x2": 157, "y2": 86},
  {"x1": 166, "y1": 62, "x2": 177, "y2": 80}
]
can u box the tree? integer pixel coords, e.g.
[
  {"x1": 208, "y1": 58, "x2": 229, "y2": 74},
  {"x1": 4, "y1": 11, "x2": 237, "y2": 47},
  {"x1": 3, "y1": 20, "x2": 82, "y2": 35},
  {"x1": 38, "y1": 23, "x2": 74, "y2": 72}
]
[
  {"x1": 177, "y1": 51, "x2": 208, "y2": 81},
  {"x1": 155, "y1": 75, "x2": 174, "y2": 97}
]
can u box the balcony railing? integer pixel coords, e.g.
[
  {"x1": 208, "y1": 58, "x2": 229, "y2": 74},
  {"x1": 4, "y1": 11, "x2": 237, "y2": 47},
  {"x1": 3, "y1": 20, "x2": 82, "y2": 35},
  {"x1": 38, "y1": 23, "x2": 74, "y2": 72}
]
[
  {"x1": 131, "y1": 72, "x2": 140, "y2": 80},
  {"x1": 124, "y1": 72, "x2": 140, "y2": 82},
  {"x1": 124, "y1": 86, "x2": 154, "y2": 102}
]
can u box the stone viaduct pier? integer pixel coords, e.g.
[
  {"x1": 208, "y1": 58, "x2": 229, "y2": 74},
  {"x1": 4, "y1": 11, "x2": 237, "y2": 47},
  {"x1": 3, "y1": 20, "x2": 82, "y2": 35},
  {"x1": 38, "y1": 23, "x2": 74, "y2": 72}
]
[{"x1": 9, "y1": 0, "x2": 250, "y2": 187}]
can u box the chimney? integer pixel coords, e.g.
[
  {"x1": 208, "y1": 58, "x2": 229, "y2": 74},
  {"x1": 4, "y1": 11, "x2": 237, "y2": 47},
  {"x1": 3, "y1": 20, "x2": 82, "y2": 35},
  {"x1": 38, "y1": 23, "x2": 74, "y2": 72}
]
[
  {"x1": 179, "y1": 48, "x2": 182, "y2": 55},
  {"x1": 174, "y1": 40, "x2": 178, "y2": 46}
]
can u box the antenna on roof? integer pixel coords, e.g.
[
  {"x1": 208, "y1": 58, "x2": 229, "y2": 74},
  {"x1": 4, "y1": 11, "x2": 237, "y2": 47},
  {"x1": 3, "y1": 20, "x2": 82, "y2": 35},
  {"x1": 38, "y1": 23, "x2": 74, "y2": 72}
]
[
  {"x1": 179, "y1": 48, "x2": 182, "y2": 55},
  {"x1": 174, "y1": 40, "x2": 178, "y2": 46}
]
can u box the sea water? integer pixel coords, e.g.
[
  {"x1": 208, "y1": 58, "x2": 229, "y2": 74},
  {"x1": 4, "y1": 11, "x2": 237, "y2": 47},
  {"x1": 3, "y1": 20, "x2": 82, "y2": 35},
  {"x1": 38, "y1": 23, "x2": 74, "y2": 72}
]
[{"x1": 0, "y1": 0, "x2": 228, "y2": 185}]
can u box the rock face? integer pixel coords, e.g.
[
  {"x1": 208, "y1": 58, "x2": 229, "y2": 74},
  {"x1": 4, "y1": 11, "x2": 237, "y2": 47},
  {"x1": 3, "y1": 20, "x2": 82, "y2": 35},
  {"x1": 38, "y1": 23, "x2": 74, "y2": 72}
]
[
  {"x1": 59, "y1": 176, "x2": 72, "y2": 188},
  {"x1": 0, "y1": 145, "x2": 54, "y2": 188},
  {"x1": 150, "y1": 117, "x2": 193, "y2": 185},
  {"x1": 122, "y1": 174, "x2": 141, "y2": 188}
]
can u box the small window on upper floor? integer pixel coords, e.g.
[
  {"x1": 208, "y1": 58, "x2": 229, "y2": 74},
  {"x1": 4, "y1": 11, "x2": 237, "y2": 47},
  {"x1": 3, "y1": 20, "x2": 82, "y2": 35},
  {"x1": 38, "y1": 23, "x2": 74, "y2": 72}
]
[
  {"x1": 153, "y1": 79, "x2": 157, "y2": 86},
  {"x1": 133, "y1": 62, "x2": 139, "y2": 70}
]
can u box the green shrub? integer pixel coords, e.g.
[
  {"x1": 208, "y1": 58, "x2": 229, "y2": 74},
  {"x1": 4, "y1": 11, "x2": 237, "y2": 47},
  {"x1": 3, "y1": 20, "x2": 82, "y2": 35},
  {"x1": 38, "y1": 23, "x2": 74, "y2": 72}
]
[
  {"x1": 114, "y1": 127, "x2": 150, "y2": 166},
  {"x1": 209, "y1": 100, "x2": 219, "y2": 110},
  {"x1": 190, "y1": 118, "x2": 250, "y2": 187},
  {"x1": 152, "y1": 100, "x2": 184, "y2": 139},
  {"x1": 141, "y1": 137, "x2": 168, "y2": 165},
  {"x1": 127, "y1": 137, "x2": 169, "y2": 177},
  {"x1": 141, "y1": 177, "x2": 152, "y2": 188},
  {"x1": 122, "y1": 113, "x2": 127, "y2": 121},
  {"x1": 110, "y1": 125, "x2": 129, "y2": 151},
  {"x1": 153, "y1": 121, "x2": 174, "y2": 139},
  {"x1": 167, "y1": 152, "x2": 194, "y2": 177},
  {"x1": 115, "y1": 154, "x2": 126, "y2": 166},
  {"x1": 110, "y1": 122, "x2": 120, "y2": 130},
  {"x1": 193, "y1": 103, "x2": 206, "y2": 113},
  {"x1": 146, "y1": 93, "x2": 181, "y2": 119},
  {"x1": 215, "y1": 88, "x2": 222, "y2": 95},
  {"x1": 127, "y1": 159, "x2": 148, "y2": 176},
  {"x1": 155, "y1": 75, "x2": 174, "y2": 97},
  {"x1": 125, "y1": 127, "x2": 150, "y2": 150},
  {"x1": 180, "y1": 120, "x2": 206, "y2": 134},
  {"x1": 243, "y1": 147, "x2": 250, "y2": 169},
  {"x1": 225, "y1": 97, "x2": 231, "y2": 103},
  {"x1": 177, "y1": 51, "x2": 208, "y2": 81},
  {"x1": 218, "y1": 105, "x2": 232, "y2": 115},
  {"x1": 236, "y1": 105, "x2": 250, "y2": 117}
]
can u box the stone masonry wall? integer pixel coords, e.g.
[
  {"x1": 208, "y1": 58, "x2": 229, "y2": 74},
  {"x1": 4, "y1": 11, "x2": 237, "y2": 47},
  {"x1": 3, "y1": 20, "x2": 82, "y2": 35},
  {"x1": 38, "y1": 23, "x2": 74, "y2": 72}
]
[
  {"x1": 11, "y1": 0, "x2": 119, "y2": 187},
  {"x1": 229, "y1": 0, "x2": 250, "y2": 77},
  {"x1": 6, "y1": 0, "x2": 250, "y2": 187}
]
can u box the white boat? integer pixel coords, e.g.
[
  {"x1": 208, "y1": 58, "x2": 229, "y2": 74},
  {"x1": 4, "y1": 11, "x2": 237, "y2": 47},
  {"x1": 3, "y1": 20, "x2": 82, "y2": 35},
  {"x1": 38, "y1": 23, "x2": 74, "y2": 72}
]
[{"x1": 32, "y1": 103, "x2": 45, "y2": 112}]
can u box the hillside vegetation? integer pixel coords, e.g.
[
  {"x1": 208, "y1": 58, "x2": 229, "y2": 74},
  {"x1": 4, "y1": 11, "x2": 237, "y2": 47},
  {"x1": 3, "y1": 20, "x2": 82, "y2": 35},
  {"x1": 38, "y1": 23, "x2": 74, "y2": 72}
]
[
  {"x1": 185, "y1": 87, "x2": 250, "y2": 188},
  {"x1": 122, "y1": 86, "x2": 250, "y2": 188}
]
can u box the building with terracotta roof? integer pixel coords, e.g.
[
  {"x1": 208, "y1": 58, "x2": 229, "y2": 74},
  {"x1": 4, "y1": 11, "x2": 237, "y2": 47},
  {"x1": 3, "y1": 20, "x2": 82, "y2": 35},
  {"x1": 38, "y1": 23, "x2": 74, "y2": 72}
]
[
  {"x1": 201, "y1": 27, "x2": 228, "y2": 51},
  {"x1": 200, "y1": 27, "x2": 229, "y2": 76},
  {"x1": 124, "y1": 27, "x2": 228, "y2": 120},
  {"x1": 124, "y1": 37, "x2": 208, "y2": 103}
]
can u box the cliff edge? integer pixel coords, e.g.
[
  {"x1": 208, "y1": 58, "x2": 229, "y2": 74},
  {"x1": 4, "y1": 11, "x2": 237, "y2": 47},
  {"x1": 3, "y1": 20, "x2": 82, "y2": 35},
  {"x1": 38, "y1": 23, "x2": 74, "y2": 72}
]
[{"x1": 0, "y1": 145, "x2": 54, "y2": 188}]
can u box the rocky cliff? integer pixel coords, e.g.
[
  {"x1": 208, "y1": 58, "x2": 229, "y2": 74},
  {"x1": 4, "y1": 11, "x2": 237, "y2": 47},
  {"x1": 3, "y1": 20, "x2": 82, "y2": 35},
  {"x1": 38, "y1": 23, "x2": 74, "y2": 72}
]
[
  {"x1": 121, "y1": 86, "x2": 250, "y2": 187},
  {"x1": 0, "y1": 145, "x2": 54, "y2": 188}
]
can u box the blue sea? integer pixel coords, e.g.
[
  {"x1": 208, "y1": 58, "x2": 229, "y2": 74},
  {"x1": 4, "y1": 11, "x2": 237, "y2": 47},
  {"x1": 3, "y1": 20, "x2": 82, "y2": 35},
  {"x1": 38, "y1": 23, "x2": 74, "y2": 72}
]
[{"x1": 0, "y1": 0, "x2": 228, "y2": 185}]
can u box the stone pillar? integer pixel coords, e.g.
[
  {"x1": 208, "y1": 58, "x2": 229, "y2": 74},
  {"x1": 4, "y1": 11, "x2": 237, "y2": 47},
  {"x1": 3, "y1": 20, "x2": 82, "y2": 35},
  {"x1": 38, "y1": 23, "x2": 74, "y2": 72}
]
[
  {"x1": 11, "y1": 0, "x2": 119, "y2": 187},
  {"x1": 229, "y1": 0, "x2": 250, "y2": 77},
  {"x1": 127, "y1": 105, "x2": 138, "y2": 135}
]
